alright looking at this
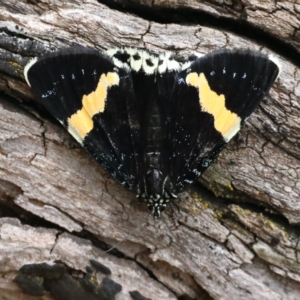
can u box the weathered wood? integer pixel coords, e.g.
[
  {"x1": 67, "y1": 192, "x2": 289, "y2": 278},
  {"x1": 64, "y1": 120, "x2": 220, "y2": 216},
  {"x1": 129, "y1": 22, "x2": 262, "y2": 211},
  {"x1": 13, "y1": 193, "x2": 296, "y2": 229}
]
[
  {"x1": 0, "y1": 0, "x2": 299, "y2": 299},
  {"x1": 107, "y1": 0, "x2": 300, "y2": 53}
]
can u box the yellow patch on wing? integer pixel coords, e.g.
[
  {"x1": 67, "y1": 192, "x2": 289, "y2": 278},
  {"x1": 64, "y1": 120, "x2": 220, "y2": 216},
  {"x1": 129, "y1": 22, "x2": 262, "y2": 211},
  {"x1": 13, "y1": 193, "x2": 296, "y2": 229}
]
[
  {"x1": 83, "y1": 72, "x2": 119, "y2": 116},
  {"x1": 68, "y1": 109, "x2": 93, "y2": 143},
  {"x1": 68, "y1": 72, "x2": 119, "y2": 143},
  {"x1": 186, "y1": 72, "x2": 241, "y2": 142}
]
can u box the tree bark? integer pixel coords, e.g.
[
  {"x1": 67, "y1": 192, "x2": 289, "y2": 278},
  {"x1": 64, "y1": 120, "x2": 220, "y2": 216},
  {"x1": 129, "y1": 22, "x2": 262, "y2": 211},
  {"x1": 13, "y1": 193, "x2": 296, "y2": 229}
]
[{"x1": 0, "y1": 0, "x2": 299, "y2": 299}]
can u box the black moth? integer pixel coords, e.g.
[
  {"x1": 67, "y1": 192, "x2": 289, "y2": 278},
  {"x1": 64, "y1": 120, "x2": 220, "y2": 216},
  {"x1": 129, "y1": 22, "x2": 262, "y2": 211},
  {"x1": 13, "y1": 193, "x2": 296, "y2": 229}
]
[{"x1": 24, "y1": 47, "x2": 280, "y2": 218}]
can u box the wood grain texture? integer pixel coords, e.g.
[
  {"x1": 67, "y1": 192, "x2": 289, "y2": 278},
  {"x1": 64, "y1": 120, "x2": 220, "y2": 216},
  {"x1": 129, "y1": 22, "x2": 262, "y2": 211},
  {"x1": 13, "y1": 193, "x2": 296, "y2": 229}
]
[
  {"x1": 0, "y1": 0, "x2": 299, "y2": 299},
  {"x1": 107, "y1": 0, "x2": 300, "y2": 53}
]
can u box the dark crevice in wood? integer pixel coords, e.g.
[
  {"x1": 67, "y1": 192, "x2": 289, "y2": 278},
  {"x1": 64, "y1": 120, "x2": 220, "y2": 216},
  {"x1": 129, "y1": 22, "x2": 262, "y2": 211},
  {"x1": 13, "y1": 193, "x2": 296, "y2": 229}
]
[
  {"x1": 97, "y1": 0, "x2": 300, "y2": 67},
  {"x1": 0, "y1": 26, "x2": 35, "y2": 45},
  {"x1": 76, "y1": 230, "x2": 127, "y2": 258},
  {"x1": 0, "y1": 196, "x2": 63, "y2": 232},
  {"x1": 0, "y1": 29, "x2": 55, "y2": 69}
]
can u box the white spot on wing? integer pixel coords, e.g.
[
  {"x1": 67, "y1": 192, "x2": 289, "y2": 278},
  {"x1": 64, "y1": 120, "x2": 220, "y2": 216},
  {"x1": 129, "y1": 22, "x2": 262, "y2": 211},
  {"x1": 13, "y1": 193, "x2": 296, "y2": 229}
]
[
  {"x1": 177, "y1": 78, "x2": 185, "y2": 84},
  {"x1": 224, "y1": 121, "x2": 241, "y2": 142},
  {"x1": 125, "y1": 48, "x2": 136, "y2": 57},
  {"x1": 192, "y1": 169, "x2": 201, "y2": 176},
  {"x1": 130, "y1": 50, "x2": 142, "y2": 72},
  {"x1": 268, "y1": 54, "x2": 282, "y2": 79},
  {"x1": 67, "y1": 124, "x2": 84, "y2": 144},
  {"x1": 158, "y1": 51, "x2": 180, "y2": 73},
  {"x1": 106, "y1": 48, "x2": 119, "y2": 57},
  {"x1": 111, "y1": 57, "x2": 130, "y2": 70},
  {"x1": 158, "y1": 53, "x2": 167, "y2": 73},
  {"x1": 41, "y1": 88, "x2": 56, "y2": 98},
  {"x1": 181, "y1": 61, "x2": 192, "y2": 71},
  {"x1": 165, "y1": 52, "x2": 180, "y2": 71},
  {"x1": 141, "y1": 51, "x2": 158, "y2": 74},
  {"x1": 24, "y1": 57, "x2": 38, "y2": 86},
  {"x1": 105, "y1": 47, "x2": 197, "y2": 76},
  {"x1": 184, "y1": 179, "x2": 193, "y2": 184}
]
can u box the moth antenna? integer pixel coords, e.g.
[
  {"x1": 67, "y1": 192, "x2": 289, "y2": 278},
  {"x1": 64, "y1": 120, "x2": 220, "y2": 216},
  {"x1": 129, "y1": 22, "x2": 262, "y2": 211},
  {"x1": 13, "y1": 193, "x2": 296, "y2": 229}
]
[{"x1": 104, "y1": 212, "x2": 151, "y2": 254}]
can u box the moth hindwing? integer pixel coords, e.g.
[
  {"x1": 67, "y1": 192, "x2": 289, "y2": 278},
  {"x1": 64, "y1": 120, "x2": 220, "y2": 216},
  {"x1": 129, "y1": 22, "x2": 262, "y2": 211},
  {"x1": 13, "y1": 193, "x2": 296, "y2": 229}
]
[{"x1": 24, "y1": 47, "x2": 280, "y2": 218}]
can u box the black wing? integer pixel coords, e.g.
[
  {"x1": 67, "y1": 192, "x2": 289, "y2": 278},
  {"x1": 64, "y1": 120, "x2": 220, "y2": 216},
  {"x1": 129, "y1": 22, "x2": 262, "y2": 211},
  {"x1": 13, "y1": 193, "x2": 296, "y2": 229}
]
[
  {"x1": 24, "y1": 47, "x2": 145, "y2": 190},
  {"x1": 106, "y1": 48, "x2": 188, "y2": 197},
  {"x1": 168, "y1": 49, "x2": 279, "y2": 192}
]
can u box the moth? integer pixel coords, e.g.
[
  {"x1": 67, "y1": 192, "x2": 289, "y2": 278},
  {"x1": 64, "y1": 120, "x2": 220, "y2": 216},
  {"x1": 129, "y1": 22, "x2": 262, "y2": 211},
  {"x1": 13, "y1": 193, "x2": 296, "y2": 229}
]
[{"x1": 24, "y1": 47, "x2": 280, "y2": 218}]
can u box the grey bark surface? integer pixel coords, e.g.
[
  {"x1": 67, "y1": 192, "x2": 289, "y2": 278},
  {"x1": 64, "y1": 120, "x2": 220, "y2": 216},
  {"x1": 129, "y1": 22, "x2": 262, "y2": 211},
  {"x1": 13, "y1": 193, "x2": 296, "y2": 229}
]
[
  {"x1": 0, "y1": 0, "x2": 299, "y2": 299},
  {"x1": 110, "y1": 0, "x2": 300, "y2": 52}
]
